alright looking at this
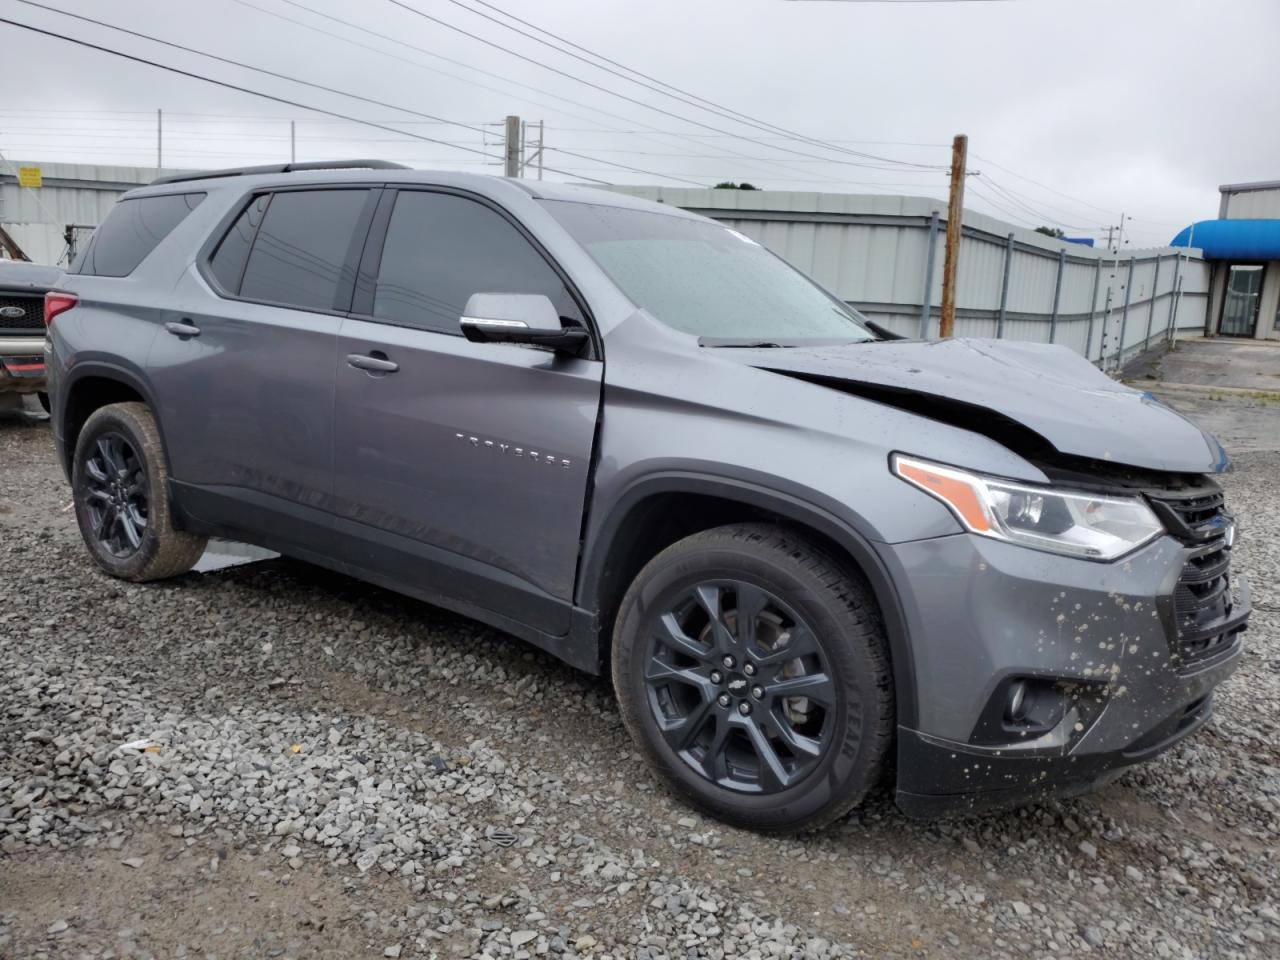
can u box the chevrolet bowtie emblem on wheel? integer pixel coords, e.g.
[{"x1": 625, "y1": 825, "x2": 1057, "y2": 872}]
[
  {"x1": 0, "y1": 306, "x2": 26, "y2": 318},
  {"x1": 727, "y1": 678, "x2": 747, "y2": 694},
  {"x1": 455, "y1": 432, "x2": 571, "y2": 469}
]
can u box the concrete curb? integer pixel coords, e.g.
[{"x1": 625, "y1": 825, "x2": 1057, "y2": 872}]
[{"x1": 1125, "y1": 378, "x2": 1280, "y2": 399}]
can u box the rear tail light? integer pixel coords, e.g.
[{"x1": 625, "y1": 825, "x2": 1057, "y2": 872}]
[{"x1": 44, "y1": 291, "x2": 77, "y2": 327}]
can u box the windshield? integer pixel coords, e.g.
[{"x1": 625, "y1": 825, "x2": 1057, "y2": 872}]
[{"x1": 544, "y1": 200, "x2": 876, "y2": 344}]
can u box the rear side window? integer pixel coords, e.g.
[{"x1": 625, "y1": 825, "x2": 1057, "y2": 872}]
[
  {"x1": 209, "y1": 194, "x2": 269, "y2": 292},
  {"x1": 77, "y1": 192, "x2": 205, "y2": 277},
  {"x1": 238, "y1": 189, "x2": 370, "y2": 311},
  {"x1": 372, "y1": 191, "x2": 581, "y2": 335}
]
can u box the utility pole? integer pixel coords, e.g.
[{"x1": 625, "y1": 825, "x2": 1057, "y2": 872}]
[
  {"x1": 290, "y1": 121, "x2": 296, "y2": 164},
  {"x1": 1105, "y1": 213, "x2": 1127, "y2": 252},
  {"x1": 504, "y1": 115, "x2": 521, "y2": 178},
  {"x1": 156, "y1": 108, "x2": 163, "y2": 174},
  {"x1": 536, "y1": 120, "x2": 544, "y2": 180},
  {"x1": 938, "y1": 133, "x2": 967, "y2": 339},
  {"x1": 518, "y1": 120, "x2": 545, "y2": 180}
]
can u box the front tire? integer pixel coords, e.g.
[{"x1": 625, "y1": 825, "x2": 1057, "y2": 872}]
[
  {"x1": 72, "y1": 401, "x2": 207, "y2": 582},
  {"x1": 612, "y1": 523, "x2": 894, "y2": 833}
]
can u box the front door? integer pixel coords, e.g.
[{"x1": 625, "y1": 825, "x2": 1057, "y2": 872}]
[
  {"x1": 331, "y1": 188, "x2": 603, "y2": 635},
  {"x1": 1220, "y1": 264, "x2": 1264, "y2": 337}
]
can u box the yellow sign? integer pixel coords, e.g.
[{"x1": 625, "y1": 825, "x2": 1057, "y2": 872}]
[{"x1": 17, "y1": 166, "x2": 41, "y2": 188}]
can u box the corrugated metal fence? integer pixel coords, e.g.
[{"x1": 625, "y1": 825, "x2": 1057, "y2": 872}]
[{"x1": 607, "y1": 187, "x2": 1209, "y2": 370}]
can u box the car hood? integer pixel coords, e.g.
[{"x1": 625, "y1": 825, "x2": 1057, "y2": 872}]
[
  {"x1": 0, "y1": 260, "x2": 64, "y2": 291},
  {"x1": 718, "y1": 337, "x2": 1227, "y2": 475}
]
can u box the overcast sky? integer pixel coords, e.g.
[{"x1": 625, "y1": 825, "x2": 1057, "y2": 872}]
[{"x1": 2, "y1": 0, "x2": 1277, "y2": 246}]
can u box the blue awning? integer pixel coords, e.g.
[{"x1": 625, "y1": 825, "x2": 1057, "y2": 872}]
[{"x1": 1170, "y1": 219, "x2": 1280, "y2": 259}]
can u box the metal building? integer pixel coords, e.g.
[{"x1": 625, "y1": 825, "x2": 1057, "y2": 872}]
[
  {"x1": 0, "y1": 160, "x2": 190, "y2": 265},
  {"x1": 1172, "y1": 179, "x2": 1280, "y2": 341}
]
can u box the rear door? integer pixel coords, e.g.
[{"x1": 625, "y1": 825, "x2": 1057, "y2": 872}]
[
  {"x1": 331, "y1": 188, "x2": 603, "y2": 635},
  {"x1": 148, "y1": 186, "x2": 379, "y2": 555}
]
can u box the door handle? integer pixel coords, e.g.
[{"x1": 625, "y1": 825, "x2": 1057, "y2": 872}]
[
  {"x1": 346, "y1": 353, "x2": 399, "y2": 373},
  {"x1": 164, "y1": 320, "x2": 201, "y2": 338}
]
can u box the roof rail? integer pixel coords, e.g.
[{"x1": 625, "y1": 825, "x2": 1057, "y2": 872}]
[{"x1": 150, "y1": 159, "x2": 410, "y2": 186}]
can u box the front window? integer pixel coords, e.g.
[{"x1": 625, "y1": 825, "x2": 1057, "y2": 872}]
[{"x1": 545, "y1": 200, "x2": 876, "y2": 345}]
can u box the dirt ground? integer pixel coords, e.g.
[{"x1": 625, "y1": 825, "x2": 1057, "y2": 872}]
[{"x1": 2, "y1": 373, "x2": 1278, "y2": 959}]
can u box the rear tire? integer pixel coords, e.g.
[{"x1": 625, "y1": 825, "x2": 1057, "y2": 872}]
[
  {"x1": 612, "y1": 522, "x2": 894, "y2": 833},
  {"x1": 37, "y1": 391, "x2": 51, "y2": 415},
  {"x1": 71, "y1": 402, "x2": 207, "y2": 582}
]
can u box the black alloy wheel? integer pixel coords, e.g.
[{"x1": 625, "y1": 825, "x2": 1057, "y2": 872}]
[
  {"x1": 72, "y1": 401, "x2": 207, "y2": 581},
  {"x1": 82, "y1": 431, "x2": 150, "y2": 557},
  {"x1": 645, "y1": 579, "x2": 834, "y2": 794},
  {"x1": 612, "y1": 523, "x2": 894, "y2": 833}
]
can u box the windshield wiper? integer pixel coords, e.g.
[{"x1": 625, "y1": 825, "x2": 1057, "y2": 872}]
[{"x1": 698, "y1": 338, "x2": 791, "y2": 348}]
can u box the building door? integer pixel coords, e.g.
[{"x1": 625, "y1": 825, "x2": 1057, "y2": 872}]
[{"x1": 1220, "y1": 264, "x2": 1264, "y2": 337}]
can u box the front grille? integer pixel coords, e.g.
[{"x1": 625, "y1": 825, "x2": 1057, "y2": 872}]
[
  {"x1": 0, "y1": 293, "x2": 44, "y2": 332},
  {"x1": 1149, "y1": 489, "x2": 1245, "y2": 667}
]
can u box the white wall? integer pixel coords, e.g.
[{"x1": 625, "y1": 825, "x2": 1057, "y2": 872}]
[
  {"x1": 1221, "y1": 184, "x2": 1280, "y2": 220},
  {"x1": 0, "y1": 160, "x2": 193, "y2": 266}
]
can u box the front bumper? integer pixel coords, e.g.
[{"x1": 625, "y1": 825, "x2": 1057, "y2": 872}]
[
  {"x1": 0, "y1": 336, "x2": 48, "y2": 392},
  {"x1": 878, "y1": 532, "x2": 1248, "y2": 818}
]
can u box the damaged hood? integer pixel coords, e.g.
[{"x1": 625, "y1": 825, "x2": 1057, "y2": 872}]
[{"x1": 721, "y1": 337, "x2": 1227, "y2": 474}]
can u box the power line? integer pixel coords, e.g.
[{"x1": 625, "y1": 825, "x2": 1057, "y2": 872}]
[
  {"x1": 237, "y1": 0, "x2": 861, "y2": 189},
  {"x1": 0, "y1": 10, "x2": 633, "y2": 184},
  {"x1": 970, "y1": 152, "x2": 1122, "y2": 218},
  {"x1": 229, "y1": 0, "x2": 635, "y2": 138},
  {"x1": 0, "y1": 107, "x2": 495, "y2": 124},
  {"x1": 0, "y1": 127, "x2": 494, "y2": 145},
  {"x1": 12, "y1": 2, "x2": 489, "y2": 142},
  {"x1": 978, "y1": 175, "x2": 1095, "y2": 232},
  {"x1": 439, "y1": 0, "x2": 949, "y2": 170},
  {"x1": 380, "y1": 0, "x2": 947, "y2": 172},
  {"x1": 977, "y1": 174, "x2": 1104, "y2": 229},
  {"x1": 964, "y1": 181, "x2": 1039, "y2": 228},
  {"x1": 5, "y1": 3, "x2": 706, "y2": 187}
]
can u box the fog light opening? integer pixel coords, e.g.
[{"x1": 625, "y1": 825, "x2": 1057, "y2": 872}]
[{"x1": 1005, "y1": 680, "x2": 1029, "y2": 724}]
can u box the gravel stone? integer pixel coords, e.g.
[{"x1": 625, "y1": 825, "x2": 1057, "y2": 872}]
[{"x1": 1, "y1": 390, "x2": 1278, "y2": 960}]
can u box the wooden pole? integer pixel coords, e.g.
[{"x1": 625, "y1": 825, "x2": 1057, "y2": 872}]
[{"x1": 938, "y1": 133, "x2": 967, "y2": 338}]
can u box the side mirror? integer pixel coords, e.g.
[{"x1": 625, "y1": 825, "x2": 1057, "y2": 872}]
[{"x1": 459, "y1": 293, "x2": 589, "y2": 353}]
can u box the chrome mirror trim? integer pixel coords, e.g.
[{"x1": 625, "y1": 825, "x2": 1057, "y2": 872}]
[{"x1": 461, "y1": 316, "x2": 530, "y2": 329}]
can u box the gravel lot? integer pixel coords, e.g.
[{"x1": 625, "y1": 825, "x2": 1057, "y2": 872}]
[{"x1": 1, "y1": 396, "x2": 1277, "y2": 960}]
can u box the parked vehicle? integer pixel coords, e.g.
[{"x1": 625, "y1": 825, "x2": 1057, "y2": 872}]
[
  {"x1": 44, "y1": 161, "x2": 1249, "y2": 831},
  {"x1": 0, "y1": 259, "x2": 63, "y2": 412}
]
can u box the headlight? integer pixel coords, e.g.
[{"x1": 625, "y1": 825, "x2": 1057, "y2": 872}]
[{"x1": 892, "y1": 454, "x2": 1164, "y2": 561}]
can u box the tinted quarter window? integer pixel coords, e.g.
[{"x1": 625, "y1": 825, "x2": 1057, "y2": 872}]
[
  {"x1": 240, "y1": 189, "x2": 370, "y2": 312},
  {"x1": 77, "y1": 192, "x2": 205, "y2": 277},
  {"x1": 209, "y1": 194, "x2": 269, "y2": 294},
  {"x1": 373, "y1": 191, "x2": 580, "y2": 334}
]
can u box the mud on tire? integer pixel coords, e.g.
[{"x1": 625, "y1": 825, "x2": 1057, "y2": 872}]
[{"x1": 71, "y1": 401, "x2": 207, "y2": 582}]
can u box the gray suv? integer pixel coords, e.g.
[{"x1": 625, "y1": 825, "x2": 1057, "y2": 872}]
[{"x1": 45, "y1": 161, "x2": 1249, "y2": 832}]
